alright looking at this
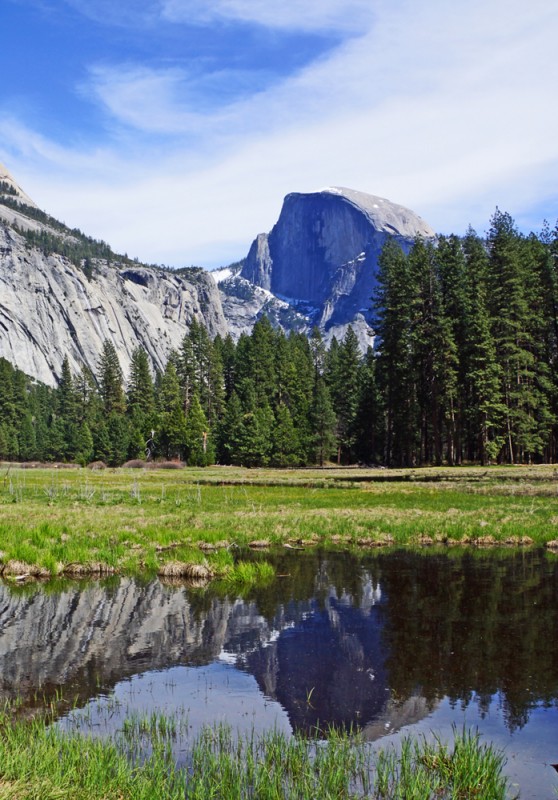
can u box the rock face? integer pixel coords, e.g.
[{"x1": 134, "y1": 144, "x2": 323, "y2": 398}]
[
  {"x1": 221, "y1": 187, "x2": 435, "y2": 347},
  {"x1": 0, "y1": 162, "x2": 436, "y2": 381},
  {"x1": 0, "y1": 568, "x2": 435, "y2": 738},
  {"x1": 0, "y1": 163, "x2": 228, "y2": 385}
]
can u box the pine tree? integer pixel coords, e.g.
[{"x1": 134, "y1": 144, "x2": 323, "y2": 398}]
[
  {"x1": 486, "y1": 210, "x2": 552, "y2": 462},
  {"x1": 309, "y1": 377, "x2": 337, "y2": 466},
  {"x1": 354, "y1": 347, "x2": 381, "y2": 464},
  {"x1": 217, "y1": 391, "x2": 244, "y2": 464},
  {"x1": 462, "y1": 228, "x2": 506, "y2": 463},
  {"x1": 271, "y1": 403, "x2": 301, "y2": 467},
  {"x1": 74, "y1": 422, "x2": 94, "y2": 466},
  {"x1": 534, "y1": 222, "x2": 558, "y2": 459},
  {"x1": 157, "y1": 361, "x2": 187, "y2": 460},
  {"x1": 54, "y1": 356, "x2": 80, "y2": 461},
  {"x1": 236, "y1": 379, "x2": 274, "y2": 466},
  {"x1": 74, "y1": 365, "x2": 101, "y2": 427},
  {"x1": 184, "y1": 394, "x2": 214, "y2": 466},
  {"x1": 97, "y1": 340, "x2": 126, "y2": 416},
  {"x1": 127, "y1": 347, "x2": 155, "y2": 418},
  {"x1": 106, "y1": 412, "x2": 130, "y2": 466},
  {"x1": 178, "y1": 320, "x2": 225, "y2": 428},
  {"x1": 435, "y1": 235, "x2": 470, "y2": 462},
  {"x1": 235, "y1": 317, "x2": 277, "y2": 406},
  {"x1": 373, "y1": 239, "x2": 417, "y2": 466},
  {"x1": 329, "y1": 326, "x2": 361, "y2": 463},
  {"x1": 57, "y1": 356, "x2": 78, "y2": 423},
  {"x1": 0, "y1": 359, "x2": 18, "y2": 458},
  {"x1": 127, "y1": 346, "x2": 156, "y2": 457},
  {"x1": 215, "y1": 333, "x2": 237, "y2": 400},
  {"x1": 17, "y1": 414, "x2": 36, "y2": 462},
  {"x1": 93, "y1": 422, "x2": 111, "y2": 464}
]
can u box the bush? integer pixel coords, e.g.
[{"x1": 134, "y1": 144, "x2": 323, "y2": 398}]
[{"x1": 122, "y1": 459, "x2": 147, "y2": 469}]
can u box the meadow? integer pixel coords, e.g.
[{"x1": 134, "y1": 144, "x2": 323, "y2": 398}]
[
  {"x1": 0, "y1": 702, "x2": 510, "y2": 800},
  {"x1": 0, "y1": 463, "x2": 557, "y2": 580}
]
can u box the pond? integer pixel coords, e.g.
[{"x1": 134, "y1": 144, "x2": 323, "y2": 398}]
[{"x1": 1, "y1": 548, "x2": 557, "y2": 798}]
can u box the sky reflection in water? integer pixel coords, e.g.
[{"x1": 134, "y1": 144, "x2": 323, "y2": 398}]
[{"x1": 1, "y1": 548, "x2": 557, "y2": 797}]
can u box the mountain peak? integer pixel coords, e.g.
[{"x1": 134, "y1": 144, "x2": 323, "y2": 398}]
[
  {"x1": 306, "y1": 186, "x2": 435, "y2": 240},
  {"x1": 0, "y1": 162, "x2": 38, "y2": 209}
]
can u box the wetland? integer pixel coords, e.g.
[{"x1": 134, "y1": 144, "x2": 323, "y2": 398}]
[{"x1": 1, "y1": 465, "x2": 558, "y2": 797}]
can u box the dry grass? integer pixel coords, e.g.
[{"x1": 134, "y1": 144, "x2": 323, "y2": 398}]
[
  {"x1": 62, "y1": 562, "x2": 117, "y2": 576},
  {"x1": 157, "y1": 561, "x2": 213, "y2": 580}
]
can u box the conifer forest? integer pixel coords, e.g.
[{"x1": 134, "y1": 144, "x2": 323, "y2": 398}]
[{"x1": 2, "y1": 209, "x2": 558, "y2": 468}]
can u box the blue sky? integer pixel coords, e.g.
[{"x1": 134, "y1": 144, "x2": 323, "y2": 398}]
[{"x1": 1, "y1": 0, "x2": 558, "y2": 268}]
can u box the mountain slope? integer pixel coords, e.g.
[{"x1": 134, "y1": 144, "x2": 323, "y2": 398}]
[
  {"x1": 0, "y1": 164, "x2": 436, "y2": 383},
  {"x1": 0, "y1": 163, "x2": 227, "y2": 385}
]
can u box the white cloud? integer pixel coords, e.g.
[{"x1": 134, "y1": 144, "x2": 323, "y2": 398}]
[
  {"x1": 86, "y1": 66, "x2": 204, "y2": 135},
  {"x1": 161, "y1": 0, "x2": 378, "y2": 33},
  {"x1": 2, "y1": 0, "x2": 558, "y2": 266}
]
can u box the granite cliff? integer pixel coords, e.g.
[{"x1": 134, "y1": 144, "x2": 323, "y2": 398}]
[
  {"x1": 0, "y1": 163, "x2": 435, "y2": 383},
  {"x1": 0, "y1": 163, "x2": 227, "y2": 385},
  {"x1": 218, "y1": 187, "x2": 435, "y2": 347}
]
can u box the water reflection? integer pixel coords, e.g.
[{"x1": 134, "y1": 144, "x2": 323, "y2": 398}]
[{"x1": 0, "y1": 549, "x2": 557, "y2": 739}]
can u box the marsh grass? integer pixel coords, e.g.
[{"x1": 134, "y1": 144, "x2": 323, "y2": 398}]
[
  {"x1": 0, "y1": 465, "x2": 557, "y2": 578},
  {"x1": 0, "y1": 701, "x2": 511, "y2": 800}
]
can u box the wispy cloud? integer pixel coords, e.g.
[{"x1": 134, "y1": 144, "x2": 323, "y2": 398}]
[
  {"x1": 1, "y1": 0, "x2": 557, "y2": 266},
  {"x1": 161, "y1": 0, "x2": 377, "y2": 33},
  {"x1": 84, "y1": 64, "x2": 279, "y2": 136},
  {"x1": 61, "y1": 0, "x2": 161, "y2": 27}
]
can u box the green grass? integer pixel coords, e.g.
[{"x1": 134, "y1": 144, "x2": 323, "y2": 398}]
[
  {"x1": 0, "y1": 464, "x2": 557, "y2": 578},
  {"x1": 0, "y1": 703, "x2": 511, "y2": 800}
]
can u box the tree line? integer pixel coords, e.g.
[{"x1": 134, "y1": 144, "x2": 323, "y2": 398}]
[
  {"x1": 0, "y1": 317, "x2": 362, "y2": 468},
  {"x1": 1, "y1": 209, "x2": 557, "y2": 467}
]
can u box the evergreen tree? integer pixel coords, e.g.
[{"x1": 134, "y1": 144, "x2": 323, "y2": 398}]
[
  {"x1": 309, "y1": 377, "x2": 337, "y2": 466},
  {"x1": 74, "y1": 422, "x2": 94, "y2": 466},
  {"x1": 235, "y1": 317, "x2": 277, "y2": 406},
  {"x1": 184, "y1": 393, "x2": 214, "y2": 466},
  {"x1": 487, "y1": 210, "x2": 552, "y2": 462},
  {"x1": 107, "y1": 412, "x2": 130, "y2": 466},
  {"x1": 0, "y1": 359, "x2": 19, "y2": 458},
  {"x1": 462, "y1": 229, "x2": 506, "y2": 463},
  {"x1": 217, "y1": 391, "x2": 245, "y2": 464},
  {"x1": 54, "y1": 356, "x2": 80, "y2": 460},
  {"x1": 74, "y1": 365, "x2": 101, "y2": 427},
  {"x1": 97, "y1": 340, "x2": 126, "y2": 416},
  {"x1": 354, "y1": 347, "x2": 381, "y2": 464},
  {"x1": 127, "y1": 346, "x2": 156, "y2": 457},
  {"x1": 127, "y1": 347, "x2": 155, "y2": 419},
  {"x1": 373, "y1": 239, "x2": 417, "y2": 466},
  {"x1": 327, "y1": 326, "x2": 361, "y2": 463},
  {"x1": 236, "y1": 379, "x2": 274, "y2": 466},
  {"x1": 17, "y1": 414, "x2": 36, "y2": 462},
  {"x1": 435, "y1": 235, "x2": 470, "y2": 462},
  {"x1": 271, "y1": 403, "x2": 301, "y2": 467},
  {"x1": 215, "y1": 333, "x2": 237, "y2": 400},
  {"x1": 93, "y1": 422, "x2": 111, "y2": 463},
  {"x1": 178, "y1": 320, "x2": 225, "y2": 428},
  {"x1": 157, "y1": 362, "x2": 187, "y2": 460}
]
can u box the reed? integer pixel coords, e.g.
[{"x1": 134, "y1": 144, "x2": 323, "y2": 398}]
[{"x1": 0, "y1": 703, "x2": 511, "y2": 800}]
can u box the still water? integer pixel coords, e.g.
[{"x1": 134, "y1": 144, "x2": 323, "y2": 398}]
[{"x1": 1, "y1": 548, "x2": 557, "y2": 798}]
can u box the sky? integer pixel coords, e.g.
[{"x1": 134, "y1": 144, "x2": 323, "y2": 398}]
[{"x1": 1, "y1": 0, "x2": 558, "y2": 269}]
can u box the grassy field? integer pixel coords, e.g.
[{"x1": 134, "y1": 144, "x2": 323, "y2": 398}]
[
  {"x1": 0, "y1": 703, "x2": 510, "y2": 800},
  {"x1": 0, "y1": 463, "x2": 557, "y2": 579}
]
